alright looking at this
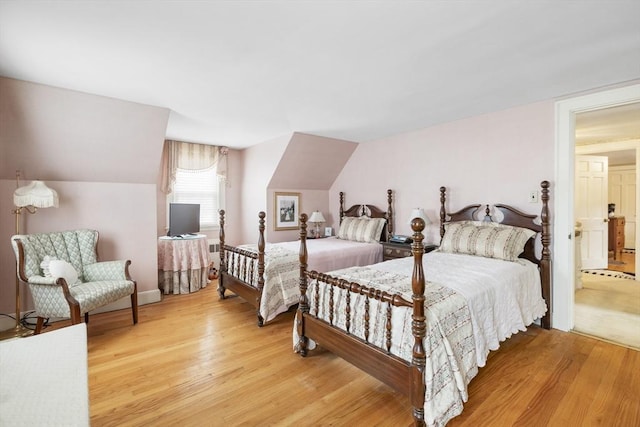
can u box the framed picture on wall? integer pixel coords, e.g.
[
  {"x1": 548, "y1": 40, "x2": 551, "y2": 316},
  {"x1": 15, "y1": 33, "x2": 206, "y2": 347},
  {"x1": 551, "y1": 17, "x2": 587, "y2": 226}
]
[{"x1": 274, "y1": 192, "x2": 301, "y2": 230}]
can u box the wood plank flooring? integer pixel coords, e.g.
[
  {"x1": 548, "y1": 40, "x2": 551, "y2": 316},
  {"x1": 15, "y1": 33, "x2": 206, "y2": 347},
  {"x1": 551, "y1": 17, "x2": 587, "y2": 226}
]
[
  {"x1": 42, "y1": 281, "x2": 639, "y2": 427},
  {"x1": 608, "y1": 250, "x2": 636, "y2": 275}
]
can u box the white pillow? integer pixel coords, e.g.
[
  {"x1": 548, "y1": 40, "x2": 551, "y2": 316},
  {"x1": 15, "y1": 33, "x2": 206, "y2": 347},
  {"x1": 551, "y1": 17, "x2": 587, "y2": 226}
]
[{"x1": 41, "y1": 256, "x2": 80, "y2": 285}]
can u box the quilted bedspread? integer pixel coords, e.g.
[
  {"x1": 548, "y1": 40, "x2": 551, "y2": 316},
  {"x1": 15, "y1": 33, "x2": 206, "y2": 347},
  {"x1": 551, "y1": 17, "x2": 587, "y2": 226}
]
[
  {"x1": 233, "y1": 243, "x2": 299, "y2": 322},
  {"x1": 302, "y1": 265, "x2": 477, "y2": 427},
  {"x1": 231, "y1": 238, "x2": 382, "y2": 323}
]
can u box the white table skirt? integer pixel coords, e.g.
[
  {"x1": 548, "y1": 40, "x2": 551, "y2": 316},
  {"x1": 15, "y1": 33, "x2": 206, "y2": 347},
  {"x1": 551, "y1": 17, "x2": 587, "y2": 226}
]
[
  {"x1": 158, "y1": 235, "x2": 210, "y2": 294},
  {"x1": 158, "y1": 267, "x2": 209, "y2": 294}
]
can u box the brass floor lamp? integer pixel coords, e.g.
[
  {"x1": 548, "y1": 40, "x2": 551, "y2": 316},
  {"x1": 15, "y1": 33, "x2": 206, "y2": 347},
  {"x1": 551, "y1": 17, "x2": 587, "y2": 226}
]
[{"x1": 0, "y1": 172, "x2": 58, "y2": 340}]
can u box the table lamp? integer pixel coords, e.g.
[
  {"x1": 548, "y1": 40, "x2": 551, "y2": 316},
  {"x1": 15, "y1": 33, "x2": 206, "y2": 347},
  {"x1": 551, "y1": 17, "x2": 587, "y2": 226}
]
[
  {"x1": 408, "y1": 208, "x2": 430, "y2": 227},
  {"x1": 309, "y1": 211, "x2": 326, "y2": 238}
]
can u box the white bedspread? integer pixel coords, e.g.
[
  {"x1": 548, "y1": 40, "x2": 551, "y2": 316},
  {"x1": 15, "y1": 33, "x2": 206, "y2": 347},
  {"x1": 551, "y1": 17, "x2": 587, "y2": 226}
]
[
  {"x1": 236, "y1": 238, "x2": 382, "y2": 322},
  {"x1": 0, "y1": 324, "x2": 90, "y2": 426},
  {"x1": 294, "y1": 250, "x2": 547, "y2": 427},
  {"x1": 373, "y1": 251, "x2": 547, "y2": 367}
]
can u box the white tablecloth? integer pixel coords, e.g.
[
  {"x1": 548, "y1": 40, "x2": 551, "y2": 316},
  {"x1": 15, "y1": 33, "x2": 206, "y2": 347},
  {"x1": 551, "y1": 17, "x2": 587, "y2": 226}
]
[{"x1": 158, "y1": 235, "x2": 210, "y2": 294}]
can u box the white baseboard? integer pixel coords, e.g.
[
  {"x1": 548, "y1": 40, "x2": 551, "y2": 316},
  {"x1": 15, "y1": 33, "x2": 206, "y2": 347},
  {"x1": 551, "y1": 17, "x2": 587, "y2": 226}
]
[{"x1": 0, "y1": 289, "x2": 162, "y2": 332}]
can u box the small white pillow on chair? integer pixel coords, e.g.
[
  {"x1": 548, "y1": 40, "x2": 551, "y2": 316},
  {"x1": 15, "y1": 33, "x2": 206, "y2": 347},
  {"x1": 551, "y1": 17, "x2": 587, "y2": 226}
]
[{"x1": 41, "y1": 256, "x2": 80, "y2": 285}]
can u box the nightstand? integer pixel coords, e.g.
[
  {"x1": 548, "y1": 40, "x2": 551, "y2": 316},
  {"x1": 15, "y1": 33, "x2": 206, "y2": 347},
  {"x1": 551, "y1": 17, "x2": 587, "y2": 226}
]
[{"x1": 382, "y1": 242, "x2": 438, "y2": 261}]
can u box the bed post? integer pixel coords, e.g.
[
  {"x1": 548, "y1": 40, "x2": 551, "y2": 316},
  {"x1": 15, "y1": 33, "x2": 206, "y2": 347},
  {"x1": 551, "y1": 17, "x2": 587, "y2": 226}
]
[
  {"x1": 439, "y1": 186, "x2": 446, "y2": 240},
  {"x1": 256, "y1": 211, "x2": 266, "y2": 327},
  {"x1": 386, "y1": 189, "x2": 394, "y2": 240},
  {"x1": 410, "y1": 217, "x2": 427, "y2": 427},
  {"x1": 218, "y1": 210, "x2": 226, "y2": 299},
  {"x1": 540, "y1": 181, "x2": 552, "y2": 330},
  {"x1": 297, "y1": 213, "x2": 309, "y2": 356},
  {"x1": 339, "y1": 192, "x2": 345, "y2": 224}
]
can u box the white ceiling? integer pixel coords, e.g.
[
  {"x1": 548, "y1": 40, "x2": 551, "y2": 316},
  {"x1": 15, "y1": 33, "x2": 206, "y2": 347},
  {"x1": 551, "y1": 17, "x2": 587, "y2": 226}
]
[{"x1": 1, "y1": 1, "x2": 639, "y2": 149}]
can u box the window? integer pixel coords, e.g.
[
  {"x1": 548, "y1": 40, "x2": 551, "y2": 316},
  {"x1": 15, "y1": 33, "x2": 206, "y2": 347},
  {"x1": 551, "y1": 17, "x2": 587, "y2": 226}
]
[{"x1": 170, "y1": 166, "x2": 221, "y2": 229}]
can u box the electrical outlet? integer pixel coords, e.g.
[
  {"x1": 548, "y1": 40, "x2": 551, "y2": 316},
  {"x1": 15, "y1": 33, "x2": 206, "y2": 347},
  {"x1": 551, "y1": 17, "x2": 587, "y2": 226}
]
[{"x1": 529, "y1": 190, "x2": 539, "y2": 203}]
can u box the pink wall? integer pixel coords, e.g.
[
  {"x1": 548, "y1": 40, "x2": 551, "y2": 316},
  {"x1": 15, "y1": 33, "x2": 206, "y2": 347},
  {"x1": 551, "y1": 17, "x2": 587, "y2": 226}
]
[
  {"x1": 331, "y1": 101, "x2": 555, "y2": 245},
  {"x1": 0, "y1": 78, "x2": 169, "y2": 317},
  {"x1": 237, "y1": 135, "x2": 289, "y2": 244},
  {"x1": 0, "y1": 78, "x2": 169, "y2": 183}
]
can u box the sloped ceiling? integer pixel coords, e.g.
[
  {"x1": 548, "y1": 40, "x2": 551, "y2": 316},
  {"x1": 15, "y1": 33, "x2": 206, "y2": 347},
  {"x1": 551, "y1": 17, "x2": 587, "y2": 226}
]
[
  {"x1": 0, "y1": 1, "x2": 639, "y2": 148},
  {"x1": 0, "y1": 77, "x2": 170, "y2": 183},
  {"x1": 268, "y1": 133, "x2": 358, "y2": 190}
]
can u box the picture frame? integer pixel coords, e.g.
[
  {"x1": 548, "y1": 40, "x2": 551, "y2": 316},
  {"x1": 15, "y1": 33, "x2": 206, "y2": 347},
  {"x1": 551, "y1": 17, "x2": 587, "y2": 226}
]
[
  {"x1": 324, "y1": 226, "x2": 332, "y2": 237},
  {"x1": 274, "y1": 192, "x2": 301, "y2": 230}
]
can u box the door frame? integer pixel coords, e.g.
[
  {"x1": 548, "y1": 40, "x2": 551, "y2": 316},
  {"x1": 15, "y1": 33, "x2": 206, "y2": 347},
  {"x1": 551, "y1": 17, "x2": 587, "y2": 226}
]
[{"x1": 554, "y1": 83, "x2": 640, "y2": 332}]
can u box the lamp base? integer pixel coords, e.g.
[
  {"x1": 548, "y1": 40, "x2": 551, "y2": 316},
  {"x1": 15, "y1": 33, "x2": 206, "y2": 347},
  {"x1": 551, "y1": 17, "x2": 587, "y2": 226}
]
[{"x1": 0, "y1": 324, "x2": 33, "y2": 341}]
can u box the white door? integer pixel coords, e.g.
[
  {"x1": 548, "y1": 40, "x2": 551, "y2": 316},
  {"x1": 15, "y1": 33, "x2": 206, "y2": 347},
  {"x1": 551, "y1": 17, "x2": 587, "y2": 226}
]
[{"x1": 575, "y1": 155, "x2": 609, "y2": 269}]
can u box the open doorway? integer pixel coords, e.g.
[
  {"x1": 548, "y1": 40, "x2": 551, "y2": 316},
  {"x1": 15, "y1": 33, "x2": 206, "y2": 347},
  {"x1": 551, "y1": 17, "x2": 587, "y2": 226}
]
[
  {"x1": 554, "y1": 83, "x2": 640, "y2": 333},
  {"x1": 573, "y1": 104, "x2": 639, "y2": 349}
]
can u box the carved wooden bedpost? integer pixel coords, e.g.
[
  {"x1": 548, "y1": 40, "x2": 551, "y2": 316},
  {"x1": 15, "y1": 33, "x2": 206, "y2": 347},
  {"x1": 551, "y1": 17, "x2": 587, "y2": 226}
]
[
  {"x1": 339, "y1": 192, "x2": 345, "y2": 224},
  {"x1": 410, "y1": 217, "x2": 427, "y2": 427},
  {"x1": 439, "y1": 187, "x2": 446, "y2": 240},
  {"x1": 218, "y1": 210, "x2": 226, "y2": 299},
  {"x1": 540, "y1": 180, "x2": 552, "y2": 330},
  {"x1": 297, "y1": 213, "x2": 309, "y2": 356},
  {"x1": 256, "y1": 211, "x2": 266, "y2": 327},
  {"x1": 386, "y1": 189, "x2": 394, "y2": 240}
]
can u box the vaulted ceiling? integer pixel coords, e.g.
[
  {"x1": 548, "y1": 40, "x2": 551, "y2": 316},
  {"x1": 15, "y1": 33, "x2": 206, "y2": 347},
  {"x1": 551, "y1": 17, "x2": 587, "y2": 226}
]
[{"x1": 0, "y1": 1, "x2": 639, "y2": 149}]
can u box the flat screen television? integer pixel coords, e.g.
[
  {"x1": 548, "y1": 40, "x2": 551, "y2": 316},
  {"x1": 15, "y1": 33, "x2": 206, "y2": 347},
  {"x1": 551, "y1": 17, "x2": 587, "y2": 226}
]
[{"x1": 168, "y1": 203, "x2": 200, "y2": 237}]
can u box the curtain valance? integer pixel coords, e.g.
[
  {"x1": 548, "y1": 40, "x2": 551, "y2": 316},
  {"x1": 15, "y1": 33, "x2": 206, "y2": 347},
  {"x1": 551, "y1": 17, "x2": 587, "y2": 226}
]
[{"x1": 160, "y1": 140, "x2": 228, "y2": 194}]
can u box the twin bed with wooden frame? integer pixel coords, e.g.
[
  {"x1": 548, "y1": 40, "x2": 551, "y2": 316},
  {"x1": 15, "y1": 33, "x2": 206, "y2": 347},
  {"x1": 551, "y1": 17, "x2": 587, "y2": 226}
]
[
  {"x1": 218, "y1": 190, "x2": 395, "y2": 326},
  {"x1": 295, "y1": 181, "x2": 551, "y2": 427}
]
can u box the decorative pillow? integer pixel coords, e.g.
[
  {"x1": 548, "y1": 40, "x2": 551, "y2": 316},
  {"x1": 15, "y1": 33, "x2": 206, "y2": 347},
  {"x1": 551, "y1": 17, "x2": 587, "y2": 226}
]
[
  {"x1": 439, "y1": 222, "x2": 536, "y2": 261},
  {"x1": 41, "y1": 256, "x2": 80, "y2": 285},
  {"x1": 438, "y1": 223, "x2": 478, "y2": 254},
  {"x1": 472, "y1": 224, "x2": 536, "y2": 261},
  {"x1": 337, "y1": 217, "x2": 386, "y2": 243}
]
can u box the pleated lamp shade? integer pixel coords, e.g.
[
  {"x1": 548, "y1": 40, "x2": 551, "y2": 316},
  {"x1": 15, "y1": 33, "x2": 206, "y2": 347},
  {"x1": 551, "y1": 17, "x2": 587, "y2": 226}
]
[{"x1": 309, "y1": 211, "x2": 326, "y2": 223}]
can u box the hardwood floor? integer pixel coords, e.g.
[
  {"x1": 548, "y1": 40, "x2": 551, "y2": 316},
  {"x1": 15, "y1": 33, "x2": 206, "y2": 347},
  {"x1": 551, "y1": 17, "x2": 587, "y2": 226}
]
[
  {"x1": 608, "y1": 250, "x2": 636, "y2": 275},
  {"x1": 43, "y1": 282, "x2": 640, "y2": 427}
]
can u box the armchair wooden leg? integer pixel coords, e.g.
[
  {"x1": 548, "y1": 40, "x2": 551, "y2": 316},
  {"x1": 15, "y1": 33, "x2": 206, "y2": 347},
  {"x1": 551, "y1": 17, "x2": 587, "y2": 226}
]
[
  {"x1": 35, "y1": 317, "x2": 45, "y2": 335},
  {"x1": 70, "y1": 306, "x2": 82, "y2": 325},
  {"x1": 131, "y1": 292, "x2": 138, "y2": 325}
]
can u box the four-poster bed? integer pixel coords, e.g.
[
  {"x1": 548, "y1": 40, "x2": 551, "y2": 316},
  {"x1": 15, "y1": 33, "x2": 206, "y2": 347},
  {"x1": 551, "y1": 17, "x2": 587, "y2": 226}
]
[
  {"x1": 218, "y1": 190, "x2": 395, "y2": 326},
  {"x1": 295, "y1": 181, "x2": 552, "y2": 426}
]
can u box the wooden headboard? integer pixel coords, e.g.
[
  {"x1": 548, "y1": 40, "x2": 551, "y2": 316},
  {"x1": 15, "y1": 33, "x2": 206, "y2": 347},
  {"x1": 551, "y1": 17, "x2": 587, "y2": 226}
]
[
  {"x1": 339, "y1": 189, "x2": 394, "y2": 242},
  {"x1": 437, "y1": 181, "x2": 552, "y2": 328}
]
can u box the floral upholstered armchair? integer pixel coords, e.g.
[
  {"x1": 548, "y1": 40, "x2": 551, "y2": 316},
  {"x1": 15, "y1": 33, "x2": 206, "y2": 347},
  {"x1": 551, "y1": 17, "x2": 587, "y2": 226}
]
[{"x1": 11, "y1": 229, "x2": 138, "y2": 334}]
